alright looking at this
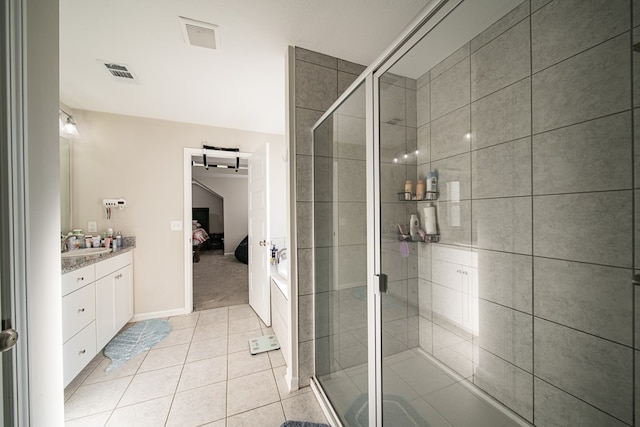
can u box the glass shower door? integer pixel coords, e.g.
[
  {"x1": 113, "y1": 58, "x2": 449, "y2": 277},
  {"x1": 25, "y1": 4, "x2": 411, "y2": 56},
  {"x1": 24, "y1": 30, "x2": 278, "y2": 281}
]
[
  {"x1": 313, "y1": 82, "x2": 370, "y2": 426},
  {"x1": 375, "y1": 0, "x2": 533, "y2": 426}
]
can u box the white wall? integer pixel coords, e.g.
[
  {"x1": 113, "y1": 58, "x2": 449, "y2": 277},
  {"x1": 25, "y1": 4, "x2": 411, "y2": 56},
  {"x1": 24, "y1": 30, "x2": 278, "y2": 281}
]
[
  {"x1": 191, "y1": 173, "x2": 248, "y2": 254},
  {"x1": 192, "y1": 183, "x2": 223, "y2": 233},
  {"x1": 70, "y1": 110, "x2": 284, "y2": 316},
  {"x1": 269, "y1": 141, "x2": 288, "y2": 249}
]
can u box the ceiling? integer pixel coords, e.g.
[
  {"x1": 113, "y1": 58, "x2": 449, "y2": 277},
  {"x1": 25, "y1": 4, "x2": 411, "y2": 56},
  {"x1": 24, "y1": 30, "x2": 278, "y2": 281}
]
[{"x1": 60, "y1": 0, "x2": 429, "y2": 136}]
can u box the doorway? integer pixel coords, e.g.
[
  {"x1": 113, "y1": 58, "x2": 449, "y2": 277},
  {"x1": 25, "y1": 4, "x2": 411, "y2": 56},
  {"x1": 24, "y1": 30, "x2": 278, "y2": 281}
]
[
  {"x1": 191, "y1": 176, "x2": 249, "y2": 311},
  {"x1": 186, "y1": 149, "x2": 250, "y2": 312}
]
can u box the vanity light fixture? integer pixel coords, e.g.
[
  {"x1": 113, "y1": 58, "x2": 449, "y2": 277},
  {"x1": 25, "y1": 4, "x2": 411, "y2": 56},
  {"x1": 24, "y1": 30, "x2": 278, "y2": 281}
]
[{"x1": 59, "y1": 108, "x2": 79, "y2": 139}]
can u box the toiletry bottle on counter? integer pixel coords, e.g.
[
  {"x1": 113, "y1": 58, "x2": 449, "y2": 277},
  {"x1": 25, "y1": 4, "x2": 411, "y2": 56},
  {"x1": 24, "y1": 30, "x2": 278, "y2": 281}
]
[{"x1": 423, "y1": 203, "x2": 437, "y2": 235}]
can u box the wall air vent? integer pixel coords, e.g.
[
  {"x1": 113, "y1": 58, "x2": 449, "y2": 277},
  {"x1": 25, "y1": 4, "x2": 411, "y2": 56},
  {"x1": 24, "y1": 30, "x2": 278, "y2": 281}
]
[
  {"x1": 100, "y1": 61, "x2": 139, "y2": 83},
  {"x1": 179, "y1": 16, "x2": 220, "y2": 50}
]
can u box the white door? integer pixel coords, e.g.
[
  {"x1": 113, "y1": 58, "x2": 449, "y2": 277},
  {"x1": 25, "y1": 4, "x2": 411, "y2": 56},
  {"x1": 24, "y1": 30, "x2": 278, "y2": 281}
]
[
  {"x1": 1, "y1": 1, "x2": 27, "y2": 424},
  {"x1": 248, "y1": 143, "x2": 271, "y2": 326}
]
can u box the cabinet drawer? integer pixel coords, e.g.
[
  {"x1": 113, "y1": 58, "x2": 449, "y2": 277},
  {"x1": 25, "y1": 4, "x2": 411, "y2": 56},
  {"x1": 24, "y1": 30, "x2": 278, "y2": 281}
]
[
  {"x1": 63, "y1": 321, "x2": 96, "y2": 387},
  {"x1": 96, "y1": 251, "x2": 132, "y2": 279},
  {"x1": 62, "y1": 283, "x2": 96, "y2": 343},
  {"x1": 62, "y1": 265, "x2": 95, "y2": 296}
]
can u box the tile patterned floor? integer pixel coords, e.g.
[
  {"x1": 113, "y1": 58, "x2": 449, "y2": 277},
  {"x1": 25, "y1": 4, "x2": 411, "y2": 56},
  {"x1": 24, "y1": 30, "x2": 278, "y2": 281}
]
[{"x1": 64, "y1": 304, "x2": 329, "y2": 426}]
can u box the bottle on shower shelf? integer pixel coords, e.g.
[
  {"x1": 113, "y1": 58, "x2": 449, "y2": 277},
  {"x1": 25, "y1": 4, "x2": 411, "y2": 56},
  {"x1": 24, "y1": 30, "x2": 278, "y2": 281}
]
[
  {"x1": 404, "y1": 179, "x2": 413, "y2": 200},
  {"x1": 426, "y1": 171, "x2": 437, "y2": 199},
  {"x1": 409, "y1": 214, "x2": 420, "y2": 241},
  {"x1": 423, "y1": 203, "x2": 438, "y2": 235}
]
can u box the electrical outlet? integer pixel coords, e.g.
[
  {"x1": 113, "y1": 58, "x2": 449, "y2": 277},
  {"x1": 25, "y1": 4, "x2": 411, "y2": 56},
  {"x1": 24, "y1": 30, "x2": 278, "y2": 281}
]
[
  {"x1": 88, "y1": 221, "x2": 97, "y2": 232},
  {"x1": 170, "y1": 220, "x2": 182, "y2": 231}
]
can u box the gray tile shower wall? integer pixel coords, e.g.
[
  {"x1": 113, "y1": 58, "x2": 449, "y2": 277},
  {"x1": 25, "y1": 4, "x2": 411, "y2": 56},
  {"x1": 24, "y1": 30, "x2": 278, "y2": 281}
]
[
  {"x1": 413, "y1": 0, "x2": 636, "y2": 425},
  {"x1": 292, "y1": 47, "x2": 366, "y2": 387}
]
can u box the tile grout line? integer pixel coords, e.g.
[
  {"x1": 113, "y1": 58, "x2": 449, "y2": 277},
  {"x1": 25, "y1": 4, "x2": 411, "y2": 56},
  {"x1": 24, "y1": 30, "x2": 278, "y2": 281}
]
[{"x1": 162, "y1": 313, "x2": 201, "y2": 426}]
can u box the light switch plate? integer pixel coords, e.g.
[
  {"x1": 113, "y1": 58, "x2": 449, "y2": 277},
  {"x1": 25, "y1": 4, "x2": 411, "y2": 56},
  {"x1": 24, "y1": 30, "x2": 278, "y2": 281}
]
[
  {"x1": 170, "y1": 220, "x2": 182, "y2": 231},
  {"x1": 88, "y1": 221, "x2": 97, "y2": 232}
]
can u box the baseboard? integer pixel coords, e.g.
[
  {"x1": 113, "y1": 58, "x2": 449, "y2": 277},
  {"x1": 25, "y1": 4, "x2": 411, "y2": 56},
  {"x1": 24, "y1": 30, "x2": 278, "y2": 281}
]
[
  {"x1": 285, "y1": 368, "x2": 299, "y2": 393},
  {"x1": 131, "y1": 307, "x2": 191, "y2": 322}
]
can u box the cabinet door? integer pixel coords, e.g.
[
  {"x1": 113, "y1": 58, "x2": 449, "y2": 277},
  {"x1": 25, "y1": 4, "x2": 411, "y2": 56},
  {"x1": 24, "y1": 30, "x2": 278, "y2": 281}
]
[
  {"x1": 114, "y1": 264, "x2": 133, "y2": 330},
  {"x1": 95, "y1": 273, "x2": 116, "y2": 350},
  {"x1": 95, "y1": 264, "x2": 134, "y2": 350}
]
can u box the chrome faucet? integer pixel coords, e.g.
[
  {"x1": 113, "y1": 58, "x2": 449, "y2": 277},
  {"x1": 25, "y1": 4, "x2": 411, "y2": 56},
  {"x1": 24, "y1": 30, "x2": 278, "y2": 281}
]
[{"x1": 277, "y1": 248, "x2": 287, "y2": 263}]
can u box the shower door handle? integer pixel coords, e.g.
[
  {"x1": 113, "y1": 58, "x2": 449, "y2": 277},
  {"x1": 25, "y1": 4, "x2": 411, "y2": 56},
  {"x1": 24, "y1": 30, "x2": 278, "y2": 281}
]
[{"x1": 375, "y1": 273, "x2": 388, "y2": 293}]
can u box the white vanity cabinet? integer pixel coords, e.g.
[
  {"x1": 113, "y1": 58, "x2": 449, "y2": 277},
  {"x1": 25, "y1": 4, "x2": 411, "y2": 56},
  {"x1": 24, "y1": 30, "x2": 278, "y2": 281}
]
[
  {"x1": 95, "y1": 253, "x2": 133, "y2": 350},
  {"x1": 61, "y1": 250, "x2": 133, "y2": 387}
]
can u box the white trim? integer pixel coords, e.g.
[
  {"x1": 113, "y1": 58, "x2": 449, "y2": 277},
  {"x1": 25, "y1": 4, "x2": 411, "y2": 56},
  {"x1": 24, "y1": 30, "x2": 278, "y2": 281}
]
[
  {"x1": 366, "y1": 72, "x2": 380, "y2": 426},
  {"x1": 286, "y1": 46, "x2": 299, "y2": 392},
  {"x1": 285, "y1": 372, "x2": 298, "y2": 393},
  {"x1": 310, "y1": 377, "x2": 343, "y2": 427},
  {"x1": 131, "y1": 307, "x2": 191, "y2": 322},
  {"x1": 183, "y1": 148, "x2": 199, "y2": 314}
]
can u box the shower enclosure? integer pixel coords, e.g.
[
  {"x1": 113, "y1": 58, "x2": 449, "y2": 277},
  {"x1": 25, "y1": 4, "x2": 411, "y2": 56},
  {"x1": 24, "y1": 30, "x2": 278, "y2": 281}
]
[{"x1": 312, "y1": 0, "x2": 637, "y2": 426}]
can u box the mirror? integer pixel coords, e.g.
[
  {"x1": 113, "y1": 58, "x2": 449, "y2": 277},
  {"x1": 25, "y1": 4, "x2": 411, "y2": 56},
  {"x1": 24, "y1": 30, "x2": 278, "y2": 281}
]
[{"x1": 60, "y1": 136, "x2": 71, "y2": 233}]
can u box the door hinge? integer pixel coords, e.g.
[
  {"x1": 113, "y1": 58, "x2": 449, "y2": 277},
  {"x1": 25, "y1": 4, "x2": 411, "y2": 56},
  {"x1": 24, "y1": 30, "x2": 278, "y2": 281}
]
[{"x1": 375, "y1": 273, "x2": 388, "y2": 294}]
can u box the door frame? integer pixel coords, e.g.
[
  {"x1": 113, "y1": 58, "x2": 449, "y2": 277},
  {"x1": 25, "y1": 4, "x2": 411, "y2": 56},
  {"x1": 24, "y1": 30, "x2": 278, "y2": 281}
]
[{"x1": 182, "y1": 147, "x2": 254, "y2": 314}]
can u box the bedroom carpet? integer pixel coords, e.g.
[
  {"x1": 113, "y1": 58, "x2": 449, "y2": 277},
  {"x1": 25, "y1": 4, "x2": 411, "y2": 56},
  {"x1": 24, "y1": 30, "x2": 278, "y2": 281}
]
[{"x1": 193, "y1": 249, "x2": 249, "y2": 311}]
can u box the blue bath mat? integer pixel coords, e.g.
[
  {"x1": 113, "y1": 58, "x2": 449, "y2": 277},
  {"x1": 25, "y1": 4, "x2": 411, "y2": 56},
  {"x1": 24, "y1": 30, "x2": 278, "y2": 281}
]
[{"x1": 104, "y1": 319, "x2": 172, "y2": 371}]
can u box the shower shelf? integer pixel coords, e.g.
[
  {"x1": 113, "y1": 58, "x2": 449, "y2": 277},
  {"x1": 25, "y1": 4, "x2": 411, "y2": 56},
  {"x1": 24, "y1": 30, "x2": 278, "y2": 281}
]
[
  {"x1": 397, "y1": 232, "x2": 440, "y2": 243},
  {"x1": 397, "y1": 191, "x2": 439, "y2": 201}
]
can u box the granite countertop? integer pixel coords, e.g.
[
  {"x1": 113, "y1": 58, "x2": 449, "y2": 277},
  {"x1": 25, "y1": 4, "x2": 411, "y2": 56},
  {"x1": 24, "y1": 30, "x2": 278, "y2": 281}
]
[{"x1": 61, "y1": 236, "x2": 136, "y2": 274}]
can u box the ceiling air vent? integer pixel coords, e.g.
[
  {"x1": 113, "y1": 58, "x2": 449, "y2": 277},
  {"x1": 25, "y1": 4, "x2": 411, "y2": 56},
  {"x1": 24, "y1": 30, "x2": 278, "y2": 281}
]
[
  {"x1": 100, "y1": 61, "x2": 139, "y2": 83},
  {"x1": 179, "y1": 16, "x2": 220, "y2": 50}
]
